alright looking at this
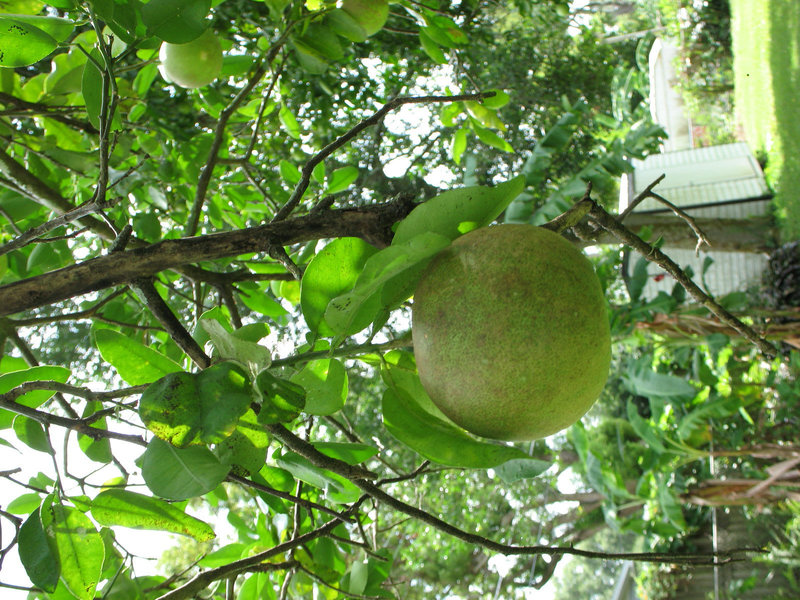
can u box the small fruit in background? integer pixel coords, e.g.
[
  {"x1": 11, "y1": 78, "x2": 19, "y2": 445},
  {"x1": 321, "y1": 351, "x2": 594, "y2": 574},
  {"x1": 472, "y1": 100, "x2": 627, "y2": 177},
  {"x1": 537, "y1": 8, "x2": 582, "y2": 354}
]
[
  {"x1": 412, "y1": 224, "x2": 612, "y2": 441},
  {"x1": 159, "y1": 29, "x2": 223, "y2": 89}
]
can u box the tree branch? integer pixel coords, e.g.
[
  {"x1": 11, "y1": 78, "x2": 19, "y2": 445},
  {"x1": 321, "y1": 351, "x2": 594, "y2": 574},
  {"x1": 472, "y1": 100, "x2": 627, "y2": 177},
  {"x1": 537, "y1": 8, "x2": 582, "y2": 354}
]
[
  {"x1": 586, "y1": 201, "x2": 779, "y2": 359},
  {"x1": 267, "y1": 424, "x2": 760, "y2": 566},
  {"x1": 0, "y1": 199, "x2": 417, "y2": 316}
]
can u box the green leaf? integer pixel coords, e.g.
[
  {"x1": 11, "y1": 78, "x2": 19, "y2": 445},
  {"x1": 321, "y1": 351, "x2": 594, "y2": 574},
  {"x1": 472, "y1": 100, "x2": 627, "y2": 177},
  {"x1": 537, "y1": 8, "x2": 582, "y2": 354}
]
[
  {"x1": 381, "y1": 387, "x2": 528, "y2": 468},
  {"x1": 215, "y1": 409, "x2": 269, "y2": 474},
  {"x1": 238, "y1": 283, "x2": 289, "y2": 319},
  {"x1": 324, "y1": 232, "x2": 451, "y2": 336},
  {"x1": 200, "y1": 319, "x2": 271, "y2": 374},
  {"x1": 0, "y1": 17, "x2": 57, "y2": 67},
  {"x1": 419, "y1": 29, "x2": 446, "y2": 64},
  {"x1": 392, "y1": 176, "x2": 525, "y2": 246},
  {"x1": 93, "y1": 328, "x2": 182, "y2": 386},
  {"x1": 325, "y1": 8, "x2": 367, "y2": 42},
  {"x1": 41, "y1": 499, "x2": 105, "y2": 600},
  {"x1": 349, "y1": 560, "x2": 369, "y2": 596},
  {"x1": 473, "y1": 125, "x2": 513, "y2": 152},
  {"x1": 78, "y1": 401, "x2": 113, "y2": 463},
  {"x1": 465, "y1": 101, "x2": 505, "y2": 131},
  {"x1": 626, "y1": 400, "x2": 667, "y2": 453},
  {"x1": 312, "y1": 441, "x2": 378, "y2": 465},
  {"x1": 276, "y1": 451, "x2": 360, "y2": 504},
  {"x1": 326, "y1": 166, "x2": 359, "y2": 194},
  {"x1": 657, "y1": 480, "x2": 687, "y2": 530},
  {"x1": 677, "y1": 394, "x2": 739, "y2": 441},
  {"x1": 290, "y1": 358, "x2": 347, "y2": 415},
  {"x1": 90, "y1": 489, "x2": 215, "y2": 541},
  {"x1": 0, "y1": 366, "x2": 71, "y2": 429},
  {"x1": 482, "y1": 89, "x2": 510, "y2": 109},
  {"x1": 451, "y1": 128, "x2": 468, "y2": 165},
  {"x1": 141, "y1": 0, "x2": 212, "y2": 44},
  {"x1": 494, "y1": 458, "x2": 552, "y2": 483},
  {"x1": 256, "y1": 371, "x2": 306, "y2": 424},
  {"x1": 300, "y1": 237, "x2": 378, "y2": 336},
  {"x1": 19, "y1": 508, "x2": 59, "y2": 593},
  {"x1": 12, "y1": 415, "x2": 51, "y2": 453},
  {"x1": 279, "y1": 159, "x2": 301, "y2": 185},
  {"x1": 141, "y1": 437, "x2": 230, "y2": 500},
  {"x1": 279, "y1": 104, "x2": 301, "y2": 139},
  {"x1": 297, "y1": 22, "x2": 343, "y2": 61},
  {"x1": 0, "y1": 14, "x2": 72, "y2": 41},
  {"x1": 380, "y1": 361, "x2": 531, "y2": 468},
  {"x1": 623, "y1": 357, "x2": 696, "y2": 399},
  {"x1": 81, "y1": 48, "x2": 104, "y2": 130},
  {"x1": 292, "y1": 38, "x2": 329, "y2": 74},
  {"x1": 198, "y1": 542, "x2": 247, "y2": 567},
  {"x1": 139, "y1": 361, "x2": 253, "y2": 447},
  {"x1": 7, "y1": 492, "x2": 43, "y2": 514}
]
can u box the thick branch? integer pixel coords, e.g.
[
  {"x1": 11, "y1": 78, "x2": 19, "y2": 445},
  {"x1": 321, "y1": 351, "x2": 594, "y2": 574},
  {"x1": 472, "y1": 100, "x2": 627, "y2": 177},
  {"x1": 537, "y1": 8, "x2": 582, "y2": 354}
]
[{"x1": 0, "y1": 199, "x2": 416, "y2": 316}]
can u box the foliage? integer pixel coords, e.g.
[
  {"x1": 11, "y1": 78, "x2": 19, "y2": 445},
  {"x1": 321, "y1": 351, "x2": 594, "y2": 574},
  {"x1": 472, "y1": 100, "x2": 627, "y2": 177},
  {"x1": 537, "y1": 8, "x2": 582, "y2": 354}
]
[{"x1": 0, "y1": 1, "x2": 795, "y2": 599}]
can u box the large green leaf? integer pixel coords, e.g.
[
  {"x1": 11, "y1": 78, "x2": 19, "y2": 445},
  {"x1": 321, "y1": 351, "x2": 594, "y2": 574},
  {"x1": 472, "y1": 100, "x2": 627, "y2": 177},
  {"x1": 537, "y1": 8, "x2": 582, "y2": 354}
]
[
  {"x1": 0, "y1": 16, "x2": 57, "y2": 67},
  {"x1": 139, "y1": 361, "x2": 253, "y2": 447},
  {"x1": 0, "y1": 366, "x2": 71, "y2": 429},
  {"x1": 290, "y1": 358, "x2": 347, "y2": 415},
  {"x1": 41, "y1": 498, "x2": 105, "y2": 600},
  {"x1": 141, "y1": 437, "x2": 230, "y2": 500},
  {"x1": 141, "y1": 0, "x2": 212, "y2": 44},
  {"x1": 623, "y1": 357, "x2": 696, "y2": 399},
  {"x1": 381, "y1": 387, "x2": 529, "y2": 468},
  {"x1": 300, "y1": 237, "x2": 378, "y2": 336},
  {"x1": 326, "y1": 166, "x2": 359, "y2": 194},
  {"x1": 380, "y1": 361, "x2": 531, "y2": 468},
  {"x1": 256, "y1": 370, "x2": 306, "y2": 424},
  {"x1": 19, "y1": 508, "x2": 59, "y2": 593},
  {"x1": 12, "y1": 415, "x2": 51, "y2": 453},
  {"x1": 392, "y1": 176, "x2": 525, "y2": 246},
  {"x1": 324, "y1": 232, "x2": 451, "y2": 336},
  {"x1": 215, "y1": 409, "x2": 269, "y2": 474},
  {"x1": 0, "y1": 14, "x2": 72, "y2": 41},
  {"x1": 90, "y1": 489, "x2": 215, "y2": 541},
  {"x1": 93, "y1": 328, "x2": 182, "y2": 386}
]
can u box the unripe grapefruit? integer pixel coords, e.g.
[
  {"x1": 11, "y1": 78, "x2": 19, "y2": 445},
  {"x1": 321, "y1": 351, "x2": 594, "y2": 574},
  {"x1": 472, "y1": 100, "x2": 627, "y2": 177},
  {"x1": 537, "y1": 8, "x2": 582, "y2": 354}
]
[
  {"x1": 341, "y1": 0, "x2": 389, "y2": 37},
  {"x1": 159, "y1": 29, "x2": 223, "y2": 89},
  {"x1": 412, "y1": 224, "x2": 611, "y2": 441}
]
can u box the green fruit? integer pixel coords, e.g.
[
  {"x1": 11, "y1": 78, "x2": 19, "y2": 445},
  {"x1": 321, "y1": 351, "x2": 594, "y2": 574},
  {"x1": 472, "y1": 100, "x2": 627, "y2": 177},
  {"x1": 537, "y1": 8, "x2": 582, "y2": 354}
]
[
  {"x1": 341, "y1": 0, "x2": 389, "y2": 37},
  {"x1": 158, "y1": 29, "x2": 223, "y2": 89},
  {"x1": 412, "y1": 224, "x2": 611, "y2": 441}
]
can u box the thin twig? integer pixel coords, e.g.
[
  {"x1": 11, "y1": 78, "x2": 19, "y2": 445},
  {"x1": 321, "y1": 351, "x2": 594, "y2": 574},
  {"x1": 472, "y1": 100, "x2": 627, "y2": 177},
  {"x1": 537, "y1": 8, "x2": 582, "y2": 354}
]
[
  {"x1": 268, "y1": 424, "x2": 762, "y2": 566},
  {"x1": 271, "y1": 91, "x2": 497, "y2": 222},
  {"x1": 648, "y1": 191, "x2": 711, "y2": 255},
  {"x1": 586, "y1": 201, "x2": 778, "y2": 359}
]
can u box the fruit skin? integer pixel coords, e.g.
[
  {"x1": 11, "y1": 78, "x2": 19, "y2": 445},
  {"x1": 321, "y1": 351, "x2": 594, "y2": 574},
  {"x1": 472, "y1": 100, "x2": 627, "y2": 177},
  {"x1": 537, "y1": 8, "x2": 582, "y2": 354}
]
[
  {"x1": 412, "y1": 224, "x2": 611, "y2": 441},
  {"x1": 341, "y1": 0, "x2": 389, "y2": 37},
  {"x1": 159, "y1": 29, "x2": 223, "y2": 89}
]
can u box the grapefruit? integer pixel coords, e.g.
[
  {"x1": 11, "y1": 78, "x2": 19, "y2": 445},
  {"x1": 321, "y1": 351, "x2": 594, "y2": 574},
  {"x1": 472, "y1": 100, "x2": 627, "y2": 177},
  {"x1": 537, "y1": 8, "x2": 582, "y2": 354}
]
[
  {"x1": 159, "y1": 29, "x2": 223, "y2": 89},
  {"x1": 412, "y1": 224, "x2": 611, "y2": 441}
]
